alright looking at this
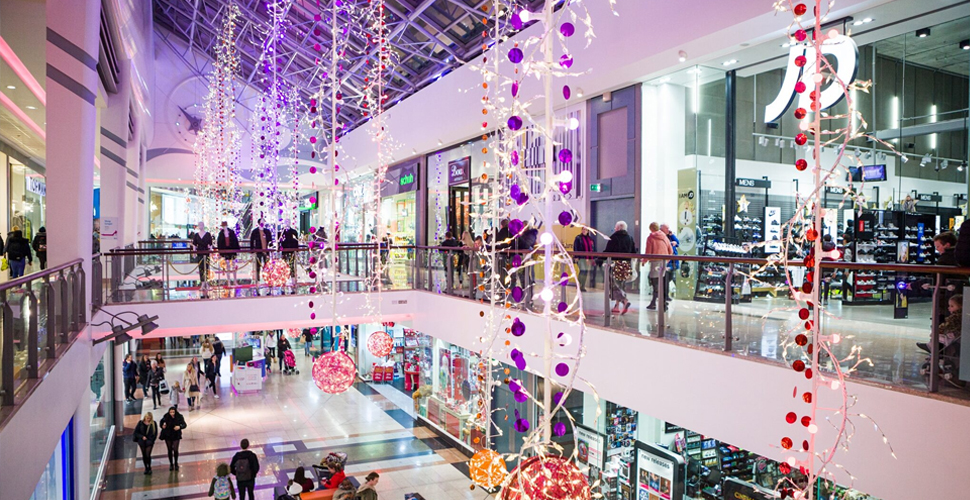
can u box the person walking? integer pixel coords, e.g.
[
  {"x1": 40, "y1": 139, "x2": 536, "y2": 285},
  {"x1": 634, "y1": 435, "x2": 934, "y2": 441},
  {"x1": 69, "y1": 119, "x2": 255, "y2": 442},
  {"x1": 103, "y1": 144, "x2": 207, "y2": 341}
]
[
  {"x1": 572, "y1": 227, "x2": 596, "y2": 292},
  {"x1": 277, "y1": 334, "x2": 291, "y2": 372},
  {"x1": 230, "y1": 439, "x2": 260, "y2": 500},
  {"x1": 217, "y1": 221, "x2": 241, "y2": 286},
  {"x1": 159, "y1": 407, "x2": 187, "y2": 470},
  {"x1": 280, "y1": 228, "x2": 300, "y2": 288},
  {"x1": 133, "y1": 412, "x2": 158, "y2": 475},
  {"x1": 645, "y1": 223, "x2": 674, "y2": 310},
  {"x1": 200, "y1": 339, "x2": 215, "y2": 362},
  {"x1": 204, "y1": 358, "x2": 219, "y2": 399},
  {"x1": 356, "y1": 472, "x2": 380, "y2": 500},
  {"x1": 31, "y1": 227, "x2": 47, "y2": 270},
  {"x1": 213, "y1": 337, "x2": 226, "y2": 374},
  {"x1": 148, "y1": 360, "x2": 166, "y2": 410},
  {"x1": 122, "y1": 354, "x2": 138, "y2": 402},
  {"x1": 183, "y1": 363, "x2": 202, "y2": 410},
  {"x1": 208, "y1": 463, "x2": 236, "y2": 500},
  {"x1": 603, "y1": 221, "x2": 637, "y2": 315},
  {"x1": 4, "y1": 226, "x2": 32, "y2": 278},
  {"x1": 249, "y1": 220, "x2": 273, "y2": 284},
  {"x1": 333, "y1": 479, "x2": 358, "y2": 500},
  {"x1": 138, "y1": 355, "x2": 151, "y2": 399},
  {"x1": 169, "y1": 381, "x2": 182, "y2": 411},
  {"x1": 660, "y1": 224, "x2": 680, "y2": 302},
  {"x1": 440, "y1": 232, "x2": 462, "y2": 292},
  {"x1": 302, "y1": 328, "x2": 313, "y2": 357},
  {"x1": 192, "y1": 222, "x2": 214, "y2": 297}
]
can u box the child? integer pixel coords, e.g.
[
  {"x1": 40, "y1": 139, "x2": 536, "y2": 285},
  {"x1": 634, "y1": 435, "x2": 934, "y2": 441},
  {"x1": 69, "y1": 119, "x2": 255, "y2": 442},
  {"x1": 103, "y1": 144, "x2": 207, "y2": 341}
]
[
  {"x1": 169, "y1": 381, "x2": 182, "y2": 410},
  {"x1": 208, "y1": 463, "x2": 236, "y2": 499},
  {"x1": 919, "y1": 294, "x2": 963, "y2": 353},
  {"x1": 333, "y1": 479, "x2": 357, "y2": 500}
]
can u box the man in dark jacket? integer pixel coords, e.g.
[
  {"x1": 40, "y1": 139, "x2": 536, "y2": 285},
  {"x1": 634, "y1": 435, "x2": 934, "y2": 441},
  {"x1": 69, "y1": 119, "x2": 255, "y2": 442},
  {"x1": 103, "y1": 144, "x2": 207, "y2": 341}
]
[
  {"x1": 31, "y1": 227, "x2": 47, "y2": 270},
  {"x1": 4, "y1": 227, "x2": 32, "y2": 278},
  {"x1": 249, "y1": 220, "x2": 273, "y2": 283},
  {"x1": 212, "y1": 337, "x2": 226, "y2": 373},
  {"x1": 604, "y1": 221, "x2": 637, "y2": 314},
  {"x1": 230, "y1": 439, "x2": 260, "y2": 500}
]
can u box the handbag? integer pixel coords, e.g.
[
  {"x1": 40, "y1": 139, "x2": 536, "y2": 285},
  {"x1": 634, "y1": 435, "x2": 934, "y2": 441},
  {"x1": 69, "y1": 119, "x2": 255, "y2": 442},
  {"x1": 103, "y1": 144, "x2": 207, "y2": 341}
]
[
  {"x1": 158, "y1": 379, "x2": 171, "y2": 395},
  {"x1": 612, "y1": 261, "x2": 632, "y2": 283},
  {"x1": 1, "y1": 258, "x2": 8, "y2": 271},
  {"x1": 189, "y1": 383, "x2": 200, "y2": 393}
]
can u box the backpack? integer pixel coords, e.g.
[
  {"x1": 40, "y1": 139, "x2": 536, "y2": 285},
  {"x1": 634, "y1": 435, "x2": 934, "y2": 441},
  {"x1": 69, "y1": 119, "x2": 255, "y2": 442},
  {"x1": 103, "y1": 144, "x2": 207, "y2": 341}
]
[
  {"x1": 235, "y1": 454, "x2": 254, "y2": 482},
  {"x1": 210, "y1": 476, "x2": 232, "y2": 499}
]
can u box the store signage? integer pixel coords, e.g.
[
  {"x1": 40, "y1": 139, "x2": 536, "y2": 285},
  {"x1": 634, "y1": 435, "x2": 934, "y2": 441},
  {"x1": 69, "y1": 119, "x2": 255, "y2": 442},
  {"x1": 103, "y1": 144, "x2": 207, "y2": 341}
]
[
  {"x1": 299, "y1": 192, "x2": 319, "y2": 211},
  {"x1": 635, "y1": 441, "x2": 685, "y2": 500},
  {"x1": 590, "y1": 183, "x2": 604, "y2": 192},
  {"x1": 736, "y1": 177, "x2": 771, "y2": 189},
  {"x1": 447, "y1": 157, "x2": 471, "y2": 186},
  {"x1": 27, "y1": 177, "x2": 46, "y2": 197},
  {"x1": 825, "y1": 186, "x2": 846, "y2": 195},
  {"x1": 764, "y1": 36, "x2": 859, "y2": 123},
  {"x1": 764, "y1": 207, "x2": 781, "y2": 253},
  {"x1": 917, "y1": 193, "x2": 942, "y2": 202},
  {"x1": 382, "y1": 161, "x2": 419, "y2": 197},
  {"x1": 722, "y1": 478, "x2": 774, "y2": 500}
]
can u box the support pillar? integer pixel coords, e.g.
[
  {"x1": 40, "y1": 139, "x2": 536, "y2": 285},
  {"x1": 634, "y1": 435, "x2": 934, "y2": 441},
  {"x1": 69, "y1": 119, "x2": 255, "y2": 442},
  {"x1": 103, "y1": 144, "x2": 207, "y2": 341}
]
[
  {"x1": 99, "y1": 64, "x2": 132, "y2": 251},
  {"x1": 46, "y1": 0, "x2": 100, "y2": 323},
  {"x1": 724, "y1": 70, "x2": 737, "y2": 238}
]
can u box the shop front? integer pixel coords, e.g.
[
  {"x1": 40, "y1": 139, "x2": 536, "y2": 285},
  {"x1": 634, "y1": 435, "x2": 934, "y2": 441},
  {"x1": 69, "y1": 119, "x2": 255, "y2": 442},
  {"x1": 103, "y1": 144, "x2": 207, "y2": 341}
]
[
  {"x1": 0, "y1": 146, "x2": 47, "y2": 242},
  {"x1": 637, "y1": 11, "x2": 969, "y2": 311},
  {"x1": 426, "y1": 137, "x2": 494, "y2": 244},
  {"x1": 381, "y1": 161, "x2": 420, "y2": 287}
]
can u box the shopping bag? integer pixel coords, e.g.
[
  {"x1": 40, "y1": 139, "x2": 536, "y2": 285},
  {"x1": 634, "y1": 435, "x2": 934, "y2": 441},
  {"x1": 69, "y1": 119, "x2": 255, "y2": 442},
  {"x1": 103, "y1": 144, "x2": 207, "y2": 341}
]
[
  {"x1": 158, "y1": 379, "x2": 171, "y2": 395},
  {"x1": 1, "y1": 258, "x2": 8, "y2": 271}
]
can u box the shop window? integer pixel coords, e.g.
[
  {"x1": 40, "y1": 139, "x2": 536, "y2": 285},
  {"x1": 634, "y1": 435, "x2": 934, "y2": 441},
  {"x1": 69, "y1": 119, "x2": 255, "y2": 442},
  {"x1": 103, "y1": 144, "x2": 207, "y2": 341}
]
[{"x1": 30, "y1": 418, "x2": 75, "y2": 500}]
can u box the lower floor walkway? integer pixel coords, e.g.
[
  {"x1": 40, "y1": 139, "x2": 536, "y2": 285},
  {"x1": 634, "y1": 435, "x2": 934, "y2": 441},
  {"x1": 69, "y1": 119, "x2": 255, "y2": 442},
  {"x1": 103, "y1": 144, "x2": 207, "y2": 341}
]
[{"x1": 101, "y1": 354, "x2": 481, "y2": 500}]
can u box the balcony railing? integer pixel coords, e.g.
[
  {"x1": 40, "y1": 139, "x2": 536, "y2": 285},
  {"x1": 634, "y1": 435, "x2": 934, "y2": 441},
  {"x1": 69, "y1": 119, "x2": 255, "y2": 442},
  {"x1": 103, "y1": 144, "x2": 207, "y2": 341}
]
[
  {"x1": 102, "y1": 244, "x2": 970, "y2": 401},
  {"x1": 0, "y1": 257, "x2": 90, "y2": 417}
]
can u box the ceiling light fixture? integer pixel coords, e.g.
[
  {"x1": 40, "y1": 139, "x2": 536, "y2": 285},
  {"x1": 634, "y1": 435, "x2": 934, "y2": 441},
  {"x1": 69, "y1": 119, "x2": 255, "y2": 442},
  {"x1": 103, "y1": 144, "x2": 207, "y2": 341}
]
[
  {"x1": 961, "y1": 40, "x2": 970, "y2": 50},
  {"x1": 92, "y1": 311, "x2": 160, "y2": 345},
  {"x1": 722, "y1": 59, "x2": 738, "y2": 66},
  {"x1": 916, "y1": 28, "x2": 931, "y2": 38},
  {"x1": 657, "y1": 77, "x2": 671, "y2": 84},
  {"x1": 5, "y1": 85, "x2": 14, "y2": 90},
  {"x1": 678, "y1": 50, "x2": 688, "y2": 63},
  {"x1": 25, "y1": 105, "x2": 35, "y2": 110}
]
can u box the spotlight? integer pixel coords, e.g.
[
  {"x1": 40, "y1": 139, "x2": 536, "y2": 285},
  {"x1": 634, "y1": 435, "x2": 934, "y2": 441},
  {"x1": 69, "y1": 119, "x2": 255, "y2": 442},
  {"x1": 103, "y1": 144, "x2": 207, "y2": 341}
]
[
  {"x1": 961, "y1": 40, "x2": 970, "y2": 50},
  {"x1": 864, "y1": 150, "x2": 872, "y2": 160},
  {"x1": 678, "y1": 50, "x2": 688, "y2": 62},
  {"x1": 916, "y1": 28, "x2": 931, "y2": 38},
  {"x1": 920, "y1": 153, "x2": 931, "y2": 167},
  {"x1": 575, "y1": 87, "x2": 584, "y2": 98},
  {"x1": 722, "y1": 59, "x2": 738, "y2": 67},
  {"x1": 942, "y1": 160, "x2": 949, "y2": 170},
  {"x1": 92, "y1": 311, "x2": 160, "y2": 345},
  {"x1": 958, "y1": 163, "x2": 965, "y2": 172}
]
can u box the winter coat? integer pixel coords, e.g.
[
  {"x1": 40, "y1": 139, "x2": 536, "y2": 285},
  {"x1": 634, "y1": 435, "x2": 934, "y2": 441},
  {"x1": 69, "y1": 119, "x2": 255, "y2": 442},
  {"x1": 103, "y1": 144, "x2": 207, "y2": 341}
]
[
  {"x1": 133, "y1": 420, "x2": 158, "y2": 446},
  {"x1": 4, "y1": 230, "x2": 32, "y2": 261},
  {"x1": 183, "y1": 371, "x2": 201, "y2": 396},
  {"x1": 644, "y1": 231, "x2": 673, "y2": 256},
  {"x1": 31, "y1": 231, "x2": 47, "y2": 255},
  {"x1": 122, "y1": 360, "x2": 137, "y2": 380},
  {"x1": 138, "y1": 360, "x2": 150, "y2": 383},
  {"x1": 603, "y1": 230, "x2": 636, "y2": 262},
  {"x1": 159, "y1": 411, "x2": 187, "y2": 441},
  {"x1": 149, "y1": 367, "x2": 165, "y2": 388},
  {"x1": 230, "y1": 449, "x2": 260, "y2": 481},
  {"x1": 573, "y1": 233, "x2": 595, "y2": 255},
  {"x1": 356, "y1": 484, "x2": 379, "y2": 500},
  {"x1": 249, "y1": 228, "x2": 274, "y2": 251}
]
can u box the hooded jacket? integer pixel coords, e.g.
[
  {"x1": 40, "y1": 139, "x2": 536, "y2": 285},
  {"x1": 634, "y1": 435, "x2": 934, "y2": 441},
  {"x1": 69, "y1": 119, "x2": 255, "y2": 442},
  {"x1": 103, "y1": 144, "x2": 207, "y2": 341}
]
[
  {"x1": 644, "y1": 231, "x2": 673, "y2": 256},
  {"x1": 5, "y1": 230, "x2": 32, "y2": 261}
]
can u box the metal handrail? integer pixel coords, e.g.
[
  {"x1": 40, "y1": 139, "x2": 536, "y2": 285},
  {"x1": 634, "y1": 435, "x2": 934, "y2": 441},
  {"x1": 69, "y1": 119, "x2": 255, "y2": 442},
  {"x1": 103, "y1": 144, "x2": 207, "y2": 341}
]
[{"x1": 89, "y1": 424, "x2": 115, "y2": 500}]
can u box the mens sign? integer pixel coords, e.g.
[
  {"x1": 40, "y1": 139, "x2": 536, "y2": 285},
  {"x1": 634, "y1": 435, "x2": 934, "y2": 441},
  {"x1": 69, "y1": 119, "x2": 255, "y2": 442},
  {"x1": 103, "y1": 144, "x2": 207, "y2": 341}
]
[{"x1": 764, "y1": 35, "x2": 859, "y2": 124}]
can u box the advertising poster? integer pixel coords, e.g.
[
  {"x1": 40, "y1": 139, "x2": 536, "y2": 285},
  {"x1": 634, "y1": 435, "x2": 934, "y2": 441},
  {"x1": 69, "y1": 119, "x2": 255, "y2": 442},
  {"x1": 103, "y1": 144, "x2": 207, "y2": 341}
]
[
  {"x1": 764, "y1": 207, "x2": 781, "y2": 253},
  {"x1": 575, "y1": 424, "x2": 606, "y2": 474},
  {"x1": 675, "y1": 169, "x2": 698, "y2": 300},
  {"x1": 721, "y1": 478, "x2": 774, "y2": 500},
  {"x1": 438, "y1": 348, "x2": 452, "y2": 398},
  {"x1": 448, "y1": 157, "x2": 471, "y2": 186},
  {"x1": 635, "y1": 442, "x2": 684, "y2": 500}
]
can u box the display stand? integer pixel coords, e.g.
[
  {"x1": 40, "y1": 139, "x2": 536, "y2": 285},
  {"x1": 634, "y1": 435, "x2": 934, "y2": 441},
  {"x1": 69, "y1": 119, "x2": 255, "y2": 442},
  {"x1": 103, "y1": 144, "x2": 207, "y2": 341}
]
[
  {"x1": 232, "y1": 359, "x2": 264, "y2": 393},
  {"x1": 693, "y1": 241, "x2": 751, "y2": 303}
]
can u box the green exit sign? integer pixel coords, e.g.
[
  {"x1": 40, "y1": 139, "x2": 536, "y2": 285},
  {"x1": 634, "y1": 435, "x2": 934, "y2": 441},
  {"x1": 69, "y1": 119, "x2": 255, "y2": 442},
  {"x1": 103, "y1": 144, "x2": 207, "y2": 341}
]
[
  {"x1": 590, "y1": 183, "x2": 604, "y2": 192},
  {"x1": 400, "y1": 173, "x2": 415, "y2": 186}
]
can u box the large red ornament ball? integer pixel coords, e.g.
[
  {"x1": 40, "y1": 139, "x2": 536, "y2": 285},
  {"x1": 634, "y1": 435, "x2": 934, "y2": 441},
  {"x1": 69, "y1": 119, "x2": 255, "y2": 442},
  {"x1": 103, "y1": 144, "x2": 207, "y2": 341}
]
[
  {"x1": 500, "y1": 455, "x2": 590, "y2": 500},
  {"x1": 287, "y1": 328, "x2": 303, "y2": 339},
  {"x1": 264, "y1": 258, "x2": 291, "y2": 287},
  {"x1": 469, "y1": 449, "x2": 508, "y2": 489},
  {"x1": 312, "y1": 351, "x2": 357, "y2": 394},
  {"x1": 367, "y1": 331, "x2": 394, "y2": 357}
]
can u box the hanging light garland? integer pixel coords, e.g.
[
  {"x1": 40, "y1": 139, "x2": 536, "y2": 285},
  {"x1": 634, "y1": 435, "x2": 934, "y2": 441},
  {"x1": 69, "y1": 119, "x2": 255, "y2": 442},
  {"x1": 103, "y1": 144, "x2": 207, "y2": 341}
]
[
  {"x1": 312, "y1": 350, "x2": 357, "y2": 394},
  {"x1": 366, "y1": 330, "x2": 394, "y2": 357}
]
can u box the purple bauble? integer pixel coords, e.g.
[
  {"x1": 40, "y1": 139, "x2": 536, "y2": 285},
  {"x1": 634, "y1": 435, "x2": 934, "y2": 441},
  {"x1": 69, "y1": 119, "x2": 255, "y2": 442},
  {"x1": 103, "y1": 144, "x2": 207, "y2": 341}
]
[
  {"x1": 558, "y1": 210, "x2": 573, "y2": 226},
  {"x1": 515, "y1": 355, "x2": 527, "y2": 370},
  {"x1": 555, "y1": 363, "x2": 570, "y2": 377},
  {"x1": 563, "y1": 85, "x2": 571, "y2": 100},
  {"x1": 511, "y1": 255, "x2": 522, "y2": 268},
  {"x1": 559, "y1": 148, "x2": 573, "y2": 164},
  {"x1": 510, "y1": 150, "x2": 520, "y2": 166},
  {"x1": 557, "y1": 301, "x2": 568, "y2": 313},
  {"x1": 514, "y1": 390, "x2": 528, "y2": 403},
  {"x1": 511, "y1": 81, "x2": 519, "y2": 98},
  {"x1": 508, "y1": 115, "x2": 523, "y2": 131},
  {"x1": 512, "y1": 286, "x2": 524, "y2": 302},
  {"x1": 560, "y1": 54, "x2": 573, "y2": 69},
  {"x1": 509, "y1": 219, "x2": 525, "y2": 235},
  {"x1": 508, "y1": 47, "x2": 524, "y2": 64},
  {"x1": 560, "y1": 22, "x2": 575, "y2": 37},
  {"x1": 514, "y1": 417, "x2": 530, "y2": 433},
  {"x1": 508, "y1": 376, "x2": 521, "y2": 392},
  {"x1": 510, "y1": 184, "x2": 521, "y2": 198},
  {"x1": 511, "y1": 13, "x2": 523, "y2": 30},
  {"x1": 515, "y1": 193, "x2": 529, "y2": 205},
  {"x1": 554, "y1": 422, "x2": 567, "y2": 437},
  {"x1": 559, "y1": 181, "x2": 572, "y2": 194},
  {"x1": 511, "y1": 318, "x2": 526, "y2": 336}
]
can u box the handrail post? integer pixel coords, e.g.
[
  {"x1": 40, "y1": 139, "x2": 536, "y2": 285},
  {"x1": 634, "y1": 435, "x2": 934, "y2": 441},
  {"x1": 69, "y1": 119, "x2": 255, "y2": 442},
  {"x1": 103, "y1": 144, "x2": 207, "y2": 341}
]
[
  {"x1": 657, "y1": 262, "x2": 666, "y2": 338},
  {"x1": 1, "y1": 290, "x2": 13, "y2": 406},
  {"x1": 604, "y1": 258, "x2": 612, "y2": 328},
  {"x1": 427, "y1": 250, "x2": 433, "y2": 292},
  {"x1": 58, "y1": 270, "x2": 69, "y2": 343},
  {"x1": 44, "y1": 274, "x2": 56, "y2": 359},
  {"x1": 929, "y1": 272, "x2": 942, "y2": 393},
  {"x1": 445, "y1": 250, "x2": 454, "y2": 295},
  {"x1": 26, "y1": 289, "x2": 38, "y2": 379},
  {"x1": 725, "y1": 263, "x2": 734, "y2": 352},
  {"x1": 77, "y1": 266, "x2": 86, "y2": 327},
  {"x1": 69, "y1": 268, "x2": 79, "y2": 333}
]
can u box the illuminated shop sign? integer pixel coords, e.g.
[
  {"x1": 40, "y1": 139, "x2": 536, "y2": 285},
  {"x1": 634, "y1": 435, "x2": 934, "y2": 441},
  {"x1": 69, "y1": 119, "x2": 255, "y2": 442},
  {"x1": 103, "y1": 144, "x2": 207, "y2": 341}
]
[
  {"x1": 764, "y1": 35, "x2": 859, "y2": 124},
  {"x1": 382, "y1": 161, "x2": 419, "y2": 197}
]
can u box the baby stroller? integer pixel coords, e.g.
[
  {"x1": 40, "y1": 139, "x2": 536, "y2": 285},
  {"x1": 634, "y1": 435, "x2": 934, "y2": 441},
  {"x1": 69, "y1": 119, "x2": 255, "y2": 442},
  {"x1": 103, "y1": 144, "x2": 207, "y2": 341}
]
[
  {"x1": 312, "y1": 451, "x2": 349, "y2": 488},
  {"x1": 919, "y1": 335, "x2": 962, "y2": 387},
  {"x1": 283, "y1": 349, "x2": 300, "y2": 375}
]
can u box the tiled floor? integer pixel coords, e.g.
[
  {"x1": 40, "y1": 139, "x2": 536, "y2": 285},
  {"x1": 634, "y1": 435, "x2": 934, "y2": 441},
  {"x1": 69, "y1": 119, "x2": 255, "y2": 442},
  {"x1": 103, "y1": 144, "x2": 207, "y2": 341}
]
[{"x1": 102, "y1": 354, "x2": 489, "y2": 500}]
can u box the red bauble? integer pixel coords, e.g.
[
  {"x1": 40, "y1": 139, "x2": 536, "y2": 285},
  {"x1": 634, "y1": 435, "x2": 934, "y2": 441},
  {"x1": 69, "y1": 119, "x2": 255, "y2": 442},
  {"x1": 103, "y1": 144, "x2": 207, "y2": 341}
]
[
  {"x1": 793, "y1": 107, "x2": 807, "y2": 119},
  {"x1": 794, "y1": 55, "x2": 807, "y2": 67},
  {"x1": 806, "y1": 228, "x2": 818, "y2": 241},
  {"x1": 795, "y1": 133, "x2": 808, "y2": 146},
  {"x1": 500, "y1": 456, "x2": 590, "y2": 500},
  {"x1": 795, "y1": 159, "x2": 808, "y2": 171},
  {"x1": 312, "y1": 351, "x2": 357, "y2": 394},
  {"x1": 366, "y1": 331, "x2": 394, "y2": 357},
  {"x1": 793, "y1": 3, "x2": 807, "y2": 16},
  {"x1": 795, "y1": 81, "x2": 806, "y2": 93}
]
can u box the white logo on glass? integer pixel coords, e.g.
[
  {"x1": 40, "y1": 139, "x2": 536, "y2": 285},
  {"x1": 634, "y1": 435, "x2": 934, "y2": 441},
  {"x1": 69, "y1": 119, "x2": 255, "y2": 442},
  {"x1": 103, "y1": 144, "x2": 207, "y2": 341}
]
[{"x1": 764, "y1": 35, "x2": 859, "y2": 124}]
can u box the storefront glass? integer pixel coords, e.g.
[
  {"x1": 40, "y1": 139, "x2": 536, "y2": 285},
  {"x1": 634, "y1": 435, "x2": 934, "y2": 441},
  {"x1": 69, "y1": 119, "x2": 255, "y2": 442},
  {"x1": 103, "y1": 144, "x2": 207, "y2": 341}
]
[
  {"x1": 88, "y1": 348, "x2": 114, "y2": 492},
  {"x1": 413, "y1": 334, "x2": 487, "y2": 451},
  {"x1": 10, "y1": 157, "x2": 46, "y2": 241},
  {"x1": 30, "y1": 419, "x2": 74, "y2": 500},
  {"x1": 426, "y1": 137, "x2": 494, "y2": 245}
]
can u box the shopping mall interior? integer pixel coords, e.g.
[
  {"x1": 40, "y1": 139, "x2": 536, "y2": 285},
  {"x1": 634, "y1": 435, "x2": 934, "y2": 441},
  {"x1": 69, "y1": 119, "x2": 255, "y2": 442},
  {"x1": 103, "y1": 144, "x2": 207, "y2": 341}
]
[{"x1": 1, "y1": 0, "x2": 970, "y2": 499}]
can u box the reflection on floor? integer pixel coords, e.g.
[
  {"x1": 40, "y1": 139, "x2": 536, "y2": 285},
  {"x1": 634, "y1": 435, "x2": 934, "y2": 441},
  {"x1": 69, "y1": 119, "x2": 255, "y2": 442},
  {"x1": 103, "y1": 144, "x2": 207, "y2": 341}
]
[{"x1": 102, "y1": 355, "x2": 486, "y2": 500}]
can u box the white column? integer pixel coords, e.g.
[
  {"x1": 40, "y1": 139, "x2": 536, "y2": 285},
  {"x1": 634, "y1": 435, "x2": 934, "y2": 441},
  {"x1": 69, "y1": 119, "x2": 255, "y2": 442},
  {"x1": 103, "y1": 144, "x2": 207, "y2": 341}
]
[
  {"x1": 641, "y1": 84, "x2": 686, "y2": 231},
  {"x1": 46, "y1": 0, "x2": 99, "y2": 321},
  {"x1": 99, "y1": 65, "x2": 132, "y2": 250}
]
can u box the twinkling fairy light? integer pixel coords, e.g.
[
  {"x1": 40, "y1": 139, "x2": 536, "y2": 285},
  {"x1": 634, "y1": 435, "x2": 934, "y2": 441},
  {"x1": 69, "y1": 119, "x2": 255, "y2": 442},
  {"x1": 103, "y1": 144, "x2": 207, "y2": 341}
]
[{"x1": 194, "y1": 2, "x2": 243, "y2": 226}]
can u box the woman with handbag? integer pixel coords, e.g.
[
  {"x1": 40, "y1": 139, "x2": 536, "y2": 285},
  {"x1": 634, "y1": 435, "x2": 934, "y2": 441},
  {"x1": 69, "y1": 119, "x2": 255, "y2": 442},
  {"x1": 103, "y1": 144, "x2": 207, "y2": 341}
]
[
  {"x1": 183, "y1": 363, "x2": 202, "y2": 410},
  {"x1": 148, "y1": 360, "x2": 166, "y2": 410},
  {"x1": 603, "y1": 221, "x2": 637, "y2": 315},
  {"x1": 133, "y1": 412, "x2": 158, "y2": 475},
  {"x1": 573, "y1": 227, "x2": 596, "y2": 292},
  {"x1": 159, "y1": 407, "x2": 187, "y2": 470}
]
